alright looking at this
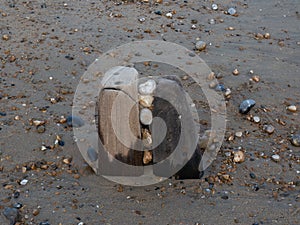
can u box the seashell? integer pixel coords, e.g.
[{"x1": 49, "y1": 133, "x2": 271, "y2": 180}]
[
  {"x1": 290, "y1": 134, "x2": 300, "y2": 147},
  {"x1": 140, "y1": 108, "x2": 153, "y2": 125},
  {"x1": 239, "y1": 99, "x2": 256, "y2": 114},
  {"x1": 139, "y1": 95, "x2": 154, "y2": 108},
  {"x1": 195, "y1": 41, "x2": 207, "y2": 51},
  {"x1": 138, "y1": 79, "x2": 156, "y2": 95}
]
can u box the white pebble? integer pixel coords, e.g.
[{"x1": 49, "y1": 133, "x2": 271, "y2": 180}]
[
  {"x1": 253, "y1": 116, "x2": 260, "y2": 123},
  {"x1": 271, "y1": 154, "x2": 280, "y2": 162},
  {"x1": 235, "y1": 131, "x2": 243, "y2": 138},
  {"x1": 211, "y1": 4, "x2": 218, "y2": 10},
  {"x1": 140, "y1": 108, "x2": 153, "y2": 125},
  {"x1": 20, "y1": 179, "x2": 28, "y2": 185},
  {"x1": 166, "y1": 12, "x2": 173, "y2": 18},
  {"x1": 138, "y1": 79, "x2": 156, "y2": 95},
  {"x1": 195, "y1": 41, "x2": 207, "y2": 51},
  {"x1": 287, "y1": 105, "x2": 297, "y2": 112}
]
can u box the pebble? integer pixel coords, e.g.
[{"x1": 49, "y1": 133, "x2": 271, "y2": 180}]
[
  {"x1": 228, "y1": 7, "x2": 237, "y2": 15},
  {"x1": 195, "y1": 41, "x2": 207, "y2": 51},
  {"x1": 39, "y1": 222, "x2": 50, "y2": 225},
  {"x1": 235, "y1": 131, "x2": 243, "y2": 138},
  {"x1": 139, "y1": 95, "x2": 154, "y2": 108},
  {"x1": 263, "y1": 124, "x2": 275, "y2": 134},
  {"x1": 253, "y1": 116, "x2": 260, "y2": 123},
  {"x1": 3, "y1": 207, "x2": 19, "y2": 225},
  {"x1": 224, "y1": 88, "x2": 232, "y2": 97},
  {"x1": 287, "y1": 105, "x2": 297, "y2": 112},
  {"x1": 232, "y1": 68, "x2": 239, "y2": 75},
  {"x1": 87, "y1": 147, "x2": 98, "y2": 162},
  {"x1": 138, "y1": 79, "x2": 156, "y2": 95},
  {"x1": 290, "y1": 134, "x2": 300, "y2": 147},
  {"x1": 66, "y1": 115, "x2": 85, "y2": 127},
  {"x1": 165, "y1": 12, "x2": 173, "y2": 18},
  {"x1": 37, "y1": 125, "x2": 46, "y2": 133},
  {"x1": 251, "y1": 75, "x2": 260, "y2": 82},
  {"x1": 239, "y1": 99, "x2": 256, "y2": 114},
  {"x1": 140, "y1": 108, "x2": 153, "y2": 125},
  {"x1": 211, "y1": 4, "x2": 218, "y2": 10},
  {"x1": 233, "y1": 150, "x2": 245, "y2": 163},
  {"x1": 215, "y1": 84, "x2": 226, "y2": 92},
  {"x1": 271, "y1": 154, "x2": 280, "y2": 162},
  {"x1": 209, "y1": 18, "x2": 216, "y2": 25},
  {"x1": 20, "y1": 179, "x2": 28, "y2": 185},
  {"x1": 249, "y1": 172, "x2": 256, "y2": 179},
  {"x1": 13, "y1": 203, "x2": 23, "y2": 209}
]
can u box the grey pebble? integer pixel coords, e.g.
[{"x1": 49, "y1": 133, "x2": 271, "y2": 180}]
[
  {"x1": 37, "y1": 125, "x2": 46, "y2": 133},
  {"x1": 239, "y1": 99, "x2": 256, "y2": 114},
  {"x1": 291, "y1": 134, "x2": 300, "y2": 147},
  {"x1": 263, "y1": 124, "x2": 275, "y2": 134},
  {"x1": 3, "y1": 207, "x2": 19, "y2": 225}
]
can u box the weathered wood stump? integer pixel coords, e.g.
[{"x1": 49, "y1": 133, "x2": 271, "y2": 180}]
[{"x1": 97, "y1": 67, "x2": 202, "y2": 179}]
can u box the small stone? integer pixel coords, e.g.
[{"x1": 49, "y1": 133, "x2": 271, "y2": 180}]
[
  {"x1": 2, "y1": 34, "x2": 10, "y2": 41},
  {"x1": 37, "y1": 125, "x2": 45, "y2": 133},
  {"x1": 227, "y1": 7, "x2": 236, "y2": 15},
  {"x1": 143, "y1": 150, "x2": 152, "y2": 164},
  {"x1": 139, "y1": 95, "x2": 154, "y2": 108},
  {"x1": 233, "y1": 150, "x2": 245, "y2": 163},
  {"x1": 63, "y1": 156, "x2": 72, "y2": 164},
  {"x1": 32, "y1": 120, "x2": 45, "y2": 126},
  {"x1": 211, "y1": 4, "x2": 218, "y2": 10},
  {"x1": 66, "y1": 115, "x2": 84, "y2": 127},
  {"x1": 255, "y1": 33, "x2": 264, "y2": 40},
  {"x1": 138, "y1": 79, "x2": 156, "y2": 95},
  {"x1": 253, "y1": 116, "x2": 260, "y2": 123},
  {"x1": 39, "y1": 221, "x2": 50, "y2": 225},
  {"x1": 20, "y1": 179, "x2": 28, "y2": 185},
  {"x1": 290, "y1": 134, "x2": 300, "y2": 147},
  {"x1": 263, "y1": 124, "x2": 275, "y2": 134},
  {"x1": 287, "y1": 105, "x2": 297, "y2": 112},
  {"x1": 13, "y1": 203, "x2": 23, "y2": 209},
  {"x1": 264, "y1": 33, "x2": 271, "y2": 39},
  {"x1": 224, "y1": 88, "x2": 231, "y2": 97},
  {"x1": 235, "y1": 131, "x2": 243, "y2": 138},
  {"x1": 249, "y1": 172, "x2": 256, "y2": 179},
  {"x1": 215, "y1": 84, "x2": 226, "y2": 92},
  {"x1": 165, "y1": 12, "x2": 173, "y2": 18},
  {"x1": 271, "y1": 154, "x2": 280, "y2": 162},
  {"x1": 239, "y1": 99, "x2": 256, "y2": 114},
  {"x1": 232, "y1": 68, "x2": 239, "y2": 75},
  {"x1": 140, "y1": 108, "x2": 153, "y2": 125},
  {"x1": 33, "y1": 209, "x2": 40, "y2": 216},
  {"x1": 209, "y1": 18, "x2": 215, "y2": 25},
  {"x1": 3, "y1": 207, "x2": 19, "y2": 225},
  {"x1": 195, "y1": 41, "x2": 207, "y2": 51},
  {"x1": 251, "y1": 75, "x2": 260, "y2": 82}
]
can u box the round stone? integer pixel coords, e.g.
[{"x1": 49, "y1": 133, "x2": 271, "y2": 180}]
[
  {"x1": 253, "y1": 116, "x2": 260, "y2": 123},
  {"x1": 37, "y1": 125, "x2": 45, "y2": 133},
  {"x1": 287, "y1": 105, "x2": 297, "y2": 112},
  {"x1": 233, "y1": 150, "x2": 245, "y2": 163},
  {"x1": 140, "y1": 108, "x2": 153, "y2": 125},
  {"x1": 228, "y1": 7, "x2": 236, "y2": 15},
  {"x1": 138, "y1": 79, "x2": 156, "y2": 95},
  {"x1": 271, "y1": 154, "x2": 280, "y2": 162},
  {"x1": 263, "y1": 125, "x2": 275, "y2": 134},
  {"x1": 195, "y1": 41, "x2": 207, "y2": 51},
  {"x1": 211, "y1": 4, "x2": 218, "y2": 10},
  {"x1": 291, "y1": 134, "x2": 300, "y2": 147},
  {"x1": 239, "y1": 99, "x2": 256, "y2": 114}
]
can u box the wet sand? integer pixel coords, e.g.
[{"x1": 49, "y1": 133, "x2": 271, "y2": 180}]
[{"x1": 0, "y1": 0, "x2": 299, "y2": 224}]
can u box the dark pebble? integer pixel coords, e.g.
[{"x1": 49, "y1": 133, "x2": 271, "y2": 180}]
[
  {"x1": 290, "y1": 134, "x2": 300, "y2": 147},
  {"x1": 67, "y1": 115, "x2": 84, "y2": 127},
  {"x1": 65, "y1": 55, "x2": 74, "y2": 60},
  {"x1": 239, "y1": 99, "x2": 256, "y2": 114},
  {"x1": 87, "y1": 147, "x2": 98, "y2": 162},
  {"x1": 154, "y1": 10, "x2": 162, "y2": 15},
  {"x1": 41, "y1": 3, "x2": 47, "y2": 8},
  {"x1": 221, "y1": 195, "x2": 229, "y2": 200},
  {"x1": 39, "y1": 222, "x2": 51, "y2": 225},
  {"x1": 58, "y1": 140, "x2": 65, "y2": 146},
  {"x1": 13, "y1": 191, "x2": 20, "y2": 198},
  {"x1": 13, "y1": 203, "x2": 23, "y2": 209},
  {"x1": 253, "y1": 184, "x2": 259, "y2": 191},
  {"x1": 252, "y1": 223, "x2": 259, "y2": 225},
  {"x1": 0, "y1": 112, "x2": 7, "y2": 116},
  {"x1": 249, "y1": 172, "x2": 256, "y2": 179},
  {"x1": 215, "y1": 84, "x2": 226, "y2": 92},
  {"x1": 3, "y1": 207, "x2": 19, "y2": 225}
]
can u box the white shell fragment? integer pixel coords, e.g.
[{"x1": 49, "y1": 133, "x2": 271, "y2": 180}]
[
  {"x1": 140, "y1": 108, "x2": 153, "y2": 125},
  {"x1": 138, "y1": 79, "x2": 156, "y2": 95},
  {"x1": 139, "y1": 95, "x2": 154, "y2": 108}
]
